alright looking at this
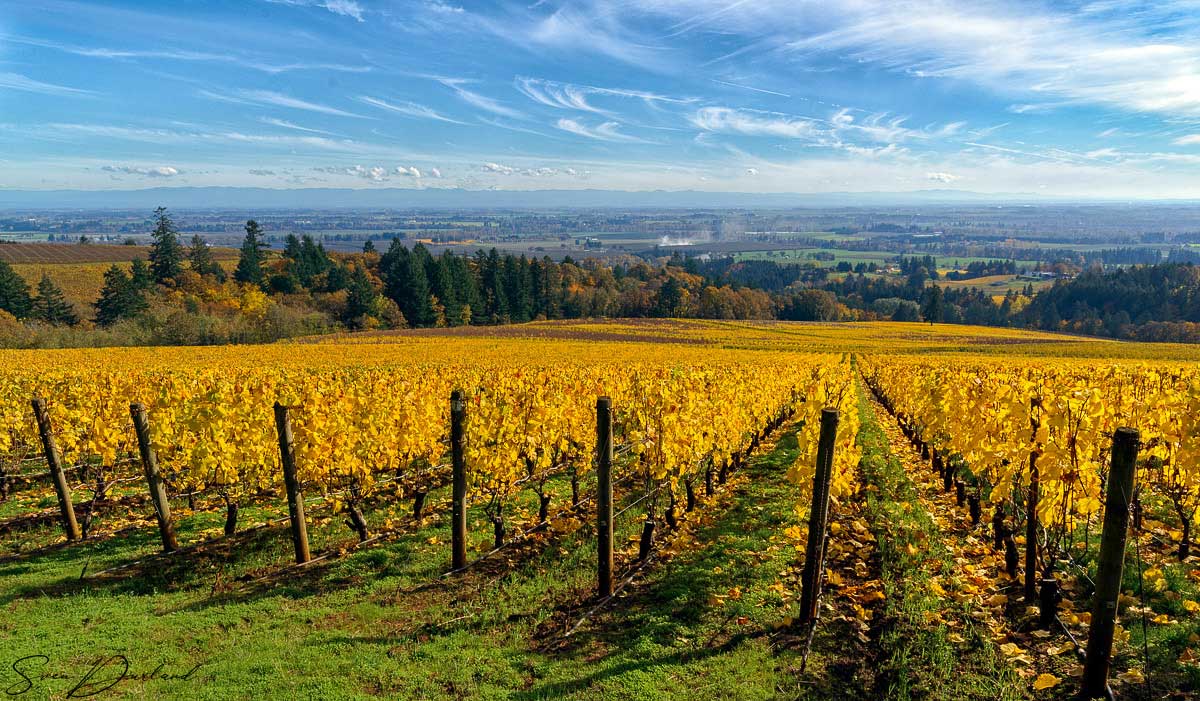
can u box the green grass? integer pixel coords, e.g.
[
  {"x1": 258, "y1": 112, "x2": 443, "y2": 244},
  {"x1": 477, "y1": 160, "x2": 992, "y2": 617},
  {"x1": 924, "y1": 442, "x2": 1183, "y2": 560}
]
[
  {"x1": 733, "y1": 247, "x2": 895, "y2": 267},
  {"x1": 732, "y1": 247, "x2": 1041, "y2": 271},
  {"x1": 0, "y1": 425, "x2": 825, "y2": 699},
  {"x1": 854, "y1": 379, "x2": 1026, "y2": 701},
  {"x1": 1061, "y1": 499, "x2": 1200, "y2": 698}
]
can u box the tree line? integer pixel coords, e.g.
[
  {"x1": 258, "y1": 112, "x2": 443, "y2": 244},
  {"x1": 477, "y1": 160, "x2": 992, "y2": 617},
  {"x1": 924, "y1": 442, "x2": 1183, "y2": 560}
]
[{"x1": 2, "y1": 207, "x2": 1199, "y2": 345}]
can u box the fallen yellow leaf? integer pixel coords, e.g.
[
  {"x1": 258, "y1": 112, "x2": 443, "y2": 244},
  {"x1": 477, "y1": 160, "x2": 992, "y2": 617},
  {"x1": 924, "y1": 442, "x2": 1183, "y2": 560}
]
[{"x1": 1032, "y1": 673, "x2": 1060, "y2": 690}]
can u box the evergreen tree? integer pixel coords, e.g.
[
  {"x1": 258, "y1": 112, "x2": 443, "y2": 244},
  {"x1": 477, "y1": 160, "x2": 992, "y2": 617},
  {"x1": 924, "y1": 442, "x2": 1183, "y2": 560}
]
[
  {"x1": 234, "y1": 220, "x2": 268, "y2": 287},
  {"x1": 342, "y1": 266, "x2": 379, "y2": 327},
  {"x1": 95, "y1": 265, "x2": 147, "y2": 326},
  {"x1": 283, "y1": 235, "x2": 333, "y2": 288},
  {"x1": 189, "y1": 235, "x2": 226, "y2": 281},
  {"x1": 402, "y1": 252, "x2": 433, "y2": 326},
  {"x1": 380, "y1": 240, "x2": 434, "y2": 326},
  {"x1": 480, "y1": 249, "x2": 507, "y2": 322},
  {"x1": 129, "y1": 258, "x2": 153, "y2": 291},
  {"x1": 431, "y1": 254, "x2": 459, "y2": 324},
  {"x1": 0, "y1": 259, "x2": 32, "y2": 318},
  {"x1": 149, "y1": 206, "x2": 185, "y2": 284},
  {"x1": 31, "y1": 274, "x2": 78, "y2": 325},
  {"x1": 891, "y1": 300, "x2": 921, "y2": 322},
  {"x1": 362, "y1": 239, "x2": 376, "y2": 254},
  {"x1": 283, "y1": 234, "x2": 303, "y2": 261},
  {"x1": 655, "y1": 277, "x2": 684, "y2": 317},
  {"x1": 502, "y1": 255, "x2": 533, "y2": 322},
  {"x1": 920, "y1": 284, "x2": 944, "y2": 324}
]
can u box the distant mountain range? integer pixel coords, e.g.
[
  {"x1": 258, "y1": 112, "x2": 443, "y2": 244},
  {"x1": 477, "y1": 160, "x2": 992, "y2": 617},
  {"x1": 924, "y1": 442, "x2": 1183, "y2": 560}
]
[{"x1": 0, "y1": 186, "x2": 1075, "y2": 211}]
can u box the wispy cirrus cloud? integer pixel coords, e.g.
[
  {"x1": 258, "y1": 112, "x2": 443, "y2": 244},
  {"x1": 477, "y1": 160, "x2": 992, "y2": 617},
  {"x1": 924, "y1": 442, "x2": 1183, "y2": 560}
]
[
  {"x1": 0, "y1": 72, "x2": 91, "y2": 97},
  {"x1": 356, "y1": 96, "x2": 467, "y2": 124},
  {"x1": 631, "y1": 0, "x2": 1200, "y2": 116},
  {"x1": 235, "y1": 89, "x2": 369, "y2": 118},
  {"x1": 556, "y1": 119, "x2": 652, "y2": 143},
  {"x1": 691, "y1": 107, "x2": 823, "y2": 141},
  {"x1": 516, "y1": 78, "x2": 606, "y2": 113},
  {"x1": 438, "y1": 78, "x2": 524, "y2": 119},
  {"x1": 3, "y1": 34, "x2": 370, "y2": 74},
  {"x1": 259, "y1": 117, "x2": 341, "y2": 136},
  {"x1": 476, "y1": 117, "x2": 559, "y2": 139},
  {"x1": 200, "y1": 88, "x2": 369, "y2": 119},
  {"x1": 16, "y1": 122, "x2": 363, "y2": 153},
  {"x1": 710, "y1": 79, "x2": 790, "y2": 98},
  {"x1": 265, "y1": 0, "x2": 365, "y2": 22},
  {"x1": 692, "y1": 105, "x2": 965, "y2": 154}
]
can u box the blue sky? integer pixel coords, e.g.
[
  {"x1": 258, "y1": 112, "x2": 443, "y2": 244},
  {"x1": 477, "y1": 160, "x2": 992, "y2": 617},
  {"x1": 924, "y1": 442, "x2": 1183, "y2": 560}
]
[{"x1": 2, "y1": 0, "x2": 1200, "y2": 197}]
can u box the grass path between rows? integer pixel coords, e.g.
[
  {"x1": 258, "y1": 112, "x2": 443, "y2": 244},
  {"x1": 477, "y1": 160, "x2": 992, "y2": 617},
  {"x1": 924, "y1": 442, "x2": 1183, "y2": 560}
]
[{"x1": 854, "y1": 376, "x2": 1028, "y2": 701}]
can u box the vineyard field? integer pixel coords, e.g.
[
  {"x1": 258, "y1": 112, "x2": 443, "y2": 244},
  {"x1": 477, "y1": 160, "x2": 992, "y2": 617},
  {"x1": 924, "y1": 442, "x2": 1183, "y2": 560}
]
[
  {"x1": 0, "y1": 319, "x2": 1197, "y2": 700},
  {"x1": 0, "y1": 243, "x2": 239, "y2": 265},
  {"x1": 3, "y1": 245, "x2": 239, "y2": 310}
]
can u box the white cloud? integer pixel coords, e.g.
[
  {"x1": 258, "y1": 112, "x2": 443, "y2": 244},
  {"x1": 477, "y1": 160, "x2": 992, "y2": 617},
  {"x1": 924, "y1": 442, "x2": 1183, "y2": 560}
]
[
  {"x1": 311, "y1": 164, "x2": 438, "y2": 181},
  {"x1": 429, "y1": 167, "x2": 443, "y2": 178},
  {"x1": 0, "y1": 72, "x2": 91, "y2": 97},
  {"x1": 555, "y1": 119, "x2": 650, "y2": 143},
  {"x1": 521, "y1": 6, "x2": 668, "y2": 70},
  {"x1": 745, "y1": 167, "x2": 759, "y2": 176},
  {"x1": 691, "y1": 107, "x2": 822, "y2": 140},
  {"x1": 576, "y1": 1, "x2": 1200, "y2": 117},
  {"x1": 831, "y1": 109, "x2": 915, "y2": 143},
  {"x1": 692, "y1": 105, "x2": 964, "y2": 155},
  {"x1": 514, "y1": 76, "x2": 693, "y2": 115},
  {"x1": 357, "y1": 96, "x2": 467, "y2": 124},
  {"x1": 6, "y1": 35, "x2": 369, "y2": 74},
  {"x1": 439, "y1": 79, "x2": 524, "y2": 119},
  {"x1": 216, "y1": 89, "x2": 364, "y2": 118},
  {"x1": 427, "y1": 1, "x2": 464, "y2": 15},
  {"x1": 266, "y1": 0, "x2": 364, "y2": 22},
  {"x1": 516, "y1": 77, "x2": 604, "y2": 113},
  {"x1": 259, "y1": 117, "x2": 339, "y2": 135},
  {"x1": 102, "y1": 165, "x2": 181, "y2": 177},
  {"x1": 314, "y1": 165, "x2": 388, "y2": 181},
  {"x1": 711, "y1": 79, "x2": 790, "y2": 98},
  {"x1": 844, "y1": 143, "x2": 908, "y2": 158},
  {"x1": 477, "y1": 117, "x2": 557, "y2": 139},
  {"x1": 249, "y1": 169, "x2": 276, "y2": 176},
  {"x1": 479, "y1": 162, "x2": 583, "y2": 177},
  {"x1": 782, "y1": 2, "x2": 1200, "y2": 116},
  {"x1": 925, "y1": 171, "x2": 959, "y2": 183},
  {"x1": 1173, "y1": 134, "x2": 1200, "y2": 146},
  {"x1": 322, "y1": 0, "x2": 364, "y2": 21}
]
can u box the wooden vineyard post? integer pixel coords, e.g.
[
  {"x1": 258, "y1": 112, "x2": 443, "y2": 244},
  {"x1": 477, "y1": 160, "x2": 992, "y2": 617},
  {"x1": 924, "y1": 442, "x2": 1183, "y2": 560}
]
[
  {"x1": 798, "y1": 408, "x2": 839, "y2": 628},
  {"x1": 273, "y1": 403, "x2": 311, "y2": 564},
  {"x1": 31, "y1": 398, "x2": 80, "y2": 541},
  {"x1": 1081, "y1": 427, "x2": 1140, "y2": 701},
  {"x1": 1025, "y1": 454, "x2": 1040, "y2": 602},
  {"x1": 450, "y1": 390, "x2": 467, "y2": 571},
  {"x1": 129, "y1": 403, "x2": 178, "y2": 552},
  {"x1": 596, "y1": 397, "x2": 614, "y2": 598},
  {"x1": 1025, "y1": 400, "x2": 1041, "y2": 603}
]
